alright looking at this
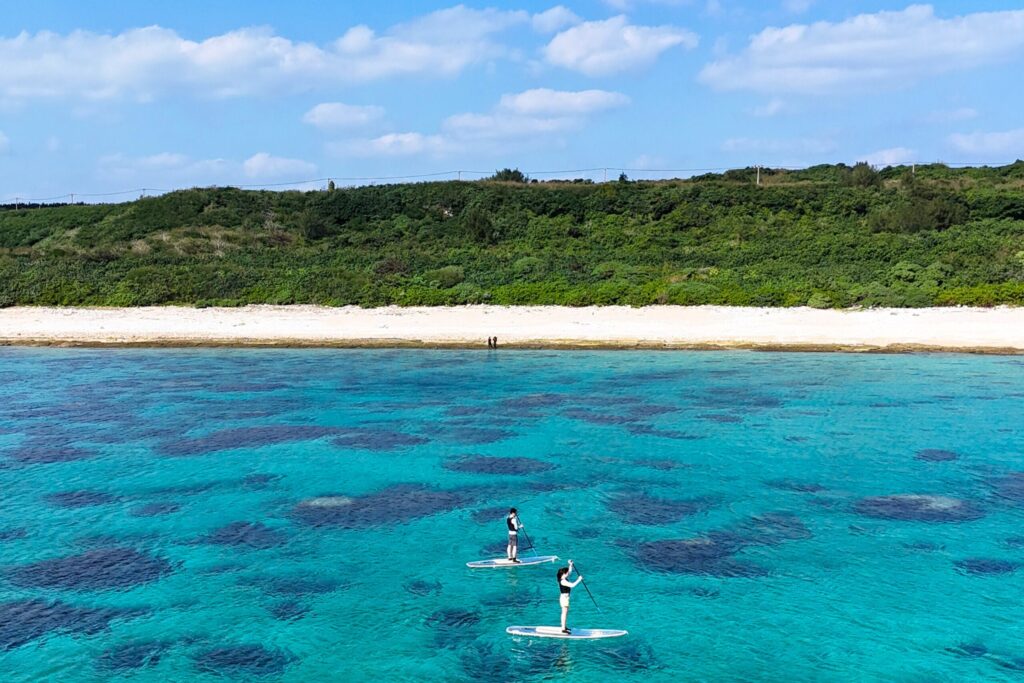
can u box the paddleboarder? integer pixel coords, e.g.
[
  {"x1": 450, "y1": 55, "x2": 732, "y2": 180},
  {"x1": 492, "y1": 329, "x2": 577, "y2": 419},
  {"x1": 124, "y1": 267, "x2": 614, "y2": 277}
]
[
  {"x1": 506, "y1": 508, "x2": 523, "y2": 563},
  {"x1": 557, "y1": 560, "x2": 584, "y2": 634}
]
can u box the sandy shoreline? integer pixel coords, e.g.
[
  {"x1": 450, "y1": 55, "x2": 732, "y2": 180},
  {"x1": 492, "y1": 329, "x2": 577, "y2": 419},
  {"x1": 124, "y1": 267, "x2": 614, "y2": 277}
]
[{"x1": 0, "y1": 305, "x2": 1022, "y2": 353}]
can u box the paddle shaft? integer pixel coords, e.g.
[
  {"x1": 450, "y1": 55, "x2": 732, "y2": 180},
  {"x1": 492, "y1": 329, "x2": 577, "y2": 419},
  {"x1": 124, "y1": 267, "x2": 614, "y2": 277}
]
[
  {"x1": 516, "y1": 516, "x2": 536, "y2": 552},
  {"x1": 571, "y1": 562, "x2": 601, "y2": 613}
]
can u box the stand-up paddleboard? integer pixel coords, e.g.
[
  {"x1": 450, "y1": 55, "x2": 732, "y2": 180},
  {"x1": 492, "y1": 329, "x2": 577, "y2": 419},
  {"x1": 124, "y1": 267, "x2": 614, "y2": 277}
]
[
  {"x1": 506, "y1": 626, "x2": 628, "y2": 640},
  {"x1": 466, "y1": 555, "x2": 558, "y2": 568}
]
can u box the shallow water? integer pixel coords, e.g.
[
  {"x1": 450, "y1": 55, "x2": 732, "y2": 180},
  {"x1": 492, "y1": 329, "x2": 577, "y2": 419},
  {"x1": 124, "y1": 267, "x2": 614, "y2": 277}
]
[{"x1": 1, "y1": 348, "x2": 1023, "y2": 681}]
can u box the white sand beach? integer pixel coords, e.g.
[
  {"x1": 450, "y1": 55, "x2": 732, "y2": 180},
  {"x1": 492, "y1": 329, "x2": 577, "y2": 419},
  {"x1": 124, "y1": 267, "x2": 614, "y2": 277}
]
[{"x1": 0, "y1": 305, "x2": 1022, "y2": 353}]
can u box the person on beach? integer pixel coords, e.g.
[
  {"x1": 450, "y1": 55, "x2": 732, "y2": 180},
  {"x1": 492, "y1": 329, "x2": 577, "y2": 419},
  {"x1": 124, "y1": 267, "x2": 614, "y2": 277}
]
[
  {"x1": 557, "y1": 560, "x2": 583, "y2": 634},
  {"x1": 506, "y1": 507, "x2": 523, "y2": 562}
]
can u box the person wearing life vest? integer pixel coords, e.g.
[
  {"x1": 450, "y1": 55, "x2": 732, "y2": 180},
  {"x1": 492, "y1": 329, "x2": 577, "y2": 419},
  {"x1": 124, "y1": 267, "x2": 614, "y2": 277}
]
[
  {"x1": 556, "y1": 559, "x2": 583, "y2": 634},
  {"x1": 506, "y1": 507, "x2": 523, "y2": 563}
]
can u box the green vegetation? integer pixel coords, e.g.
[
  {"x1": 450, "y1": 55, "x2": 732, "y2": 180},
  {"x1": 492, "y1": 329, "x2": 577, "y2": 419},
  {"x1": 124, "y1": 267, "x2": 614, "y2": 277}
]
[{"x1": 1, "y1": 163, "x2": 1023, "y2": 308}]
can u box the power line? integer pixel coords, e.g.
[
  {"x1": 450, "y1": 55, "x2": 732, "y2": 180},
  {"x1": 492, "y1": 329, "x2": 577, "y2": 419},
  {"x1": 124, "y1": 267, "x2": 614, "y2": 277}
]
[{"x1": 2, "y1": 160, "x2": 1021, "y2": 206}]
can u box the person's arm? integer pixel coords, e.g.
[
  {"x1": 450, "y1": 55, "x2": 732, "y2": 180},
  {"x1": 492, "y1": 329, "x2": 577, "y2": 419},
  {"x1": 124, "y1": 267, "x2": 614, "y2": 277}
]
[
  {"x1": 515, "y1": 516, "x2": 523, "y2": 531},
  {"x1": 569, "y1": 576, "x2": 583, "y2": 588}
]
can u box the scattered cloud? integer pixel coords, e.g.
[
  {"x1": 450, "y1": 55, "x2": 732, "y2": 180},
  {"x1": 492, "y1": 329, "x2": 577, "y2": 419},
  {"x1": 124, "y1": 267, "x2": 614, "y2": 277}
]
[
  {"x1": 0, "y1": 131, "x2": 9, "y2": 155},
  {"x1": 603, "y1": 0, "x2": 692, "y2": 10},
  {"x1": 948, "y1": 129, "x2": 1024, "y2": 157},
  {"x1": 752, "y1": 98, "x2": 786, "y2": 117},
  {"x1": 924, "y1": 107, "x2": 978, "y2": 124},
  {"x1": 782, "y1": 0, "x2": 814, "y2": 13},
  {"x1": 303, "y1": 102, "x2": 384, "y2": 129},
  {"x1": 532, "y1": 6, "x2": 580, "y2": 33},
  {"x1": 0, "y1": 7, "x2": 528, "y2": 102},
  {"x1": 45, "y1": 135, "x2": 61, "y2": 152},
  {"x1": 242, "y1": 153, "x2": 317, "y2": 179},
  {"x1": 97, "y1": 152, "x2": 232, "y2": 185},
  {"x1": 544, "y1": 15, "x2": 698, "y2": 76},
  {"x1": 339, "y1": 132, "x2": 450, "y2": 158},
  {"x1": 861, "y1": 147, "x2": 916, "y2": 166},
  {"x1": 699, "y1": 5, "x2": 1024, "y2": 94},
  {"x1": 498, "y1": 88, "x2": 629, "y2": 115},
  {"x1": 340, "y1": 87, "x2": 628, "y2": 157}
]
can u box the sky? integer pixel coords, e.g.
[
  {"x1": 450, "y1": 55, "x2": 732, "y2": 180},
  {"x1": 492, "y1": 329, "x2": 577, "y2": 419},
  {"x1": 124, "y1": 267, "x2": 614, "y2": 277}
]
[{"x1": 2, "y1": 0, "x2": 1024, "y2": 201}]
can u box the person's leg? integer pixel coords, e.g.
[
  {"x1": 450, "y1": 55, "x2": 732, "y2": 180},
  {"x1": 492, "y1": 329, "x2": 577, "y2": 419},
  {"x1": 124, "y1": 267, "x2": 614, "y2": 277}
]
[
  {"x1": 561, "y1": 604, "x2": 569, "y2": 631},
  {"x1": 507, "y1": 533, "x2": 513, "y2": 560},
  {"x1": 510, "y1": 534, "x2": 519, "y2": 561}
]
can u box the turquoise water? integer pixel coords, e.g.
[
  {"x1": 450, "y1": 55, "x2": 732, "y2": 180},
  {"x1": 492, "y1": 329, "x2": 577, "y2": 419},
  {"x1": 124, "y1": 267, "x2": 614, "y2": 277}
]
[{"x1": 1, "y1": 348, "x2": 1023, "y2": 682}]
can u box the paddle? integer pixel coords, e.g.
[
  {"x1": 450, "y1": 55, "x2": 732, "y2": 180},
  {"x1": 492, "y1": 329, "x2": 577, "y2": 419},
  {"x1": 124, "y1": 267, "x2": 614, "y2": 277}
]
[
  {"x1": 571, "y1": 561, "x2": 601, "y2": 613},
  {"x1": 516, "y1": 516, "x2": 537, "y2": 553}
]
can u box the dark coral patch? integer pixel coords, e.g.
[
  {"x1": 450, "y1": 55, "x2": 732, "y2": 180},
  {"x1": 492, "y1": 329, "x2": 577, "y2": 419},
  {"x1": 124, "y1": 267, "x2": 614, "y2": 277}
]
[
  {"x1": 130, "y1": 503, "x2": 182, "y2": 517},
  {"x1": 242, "y1": 473, "x2": 282, "y2": 489},
  {"x1": 595, "y1": 640, "x2": 661, "y2": 674},
  {"x1": 698, "y1": 413, "x2": 743, "y2": 424},
  {"x1": 445, "y1": 455, "x2": 554, "y2": 476},
  {"x1": 606, "y1": 492, "x2": 710, "y2": 526},
  {"x1": 471, "y1": 506, "x2": 510, "y2": 524},
  {"x1": 332, "y1": 429, "x2": 429, "y2": 451},
  {"x1": 292, "y1": 485, "x2": 471, "y2": 529},
  {"x1": 10, "y1": 548, "x2": 173, "y2": 590},
  {"x1": 948, "y1": 642, "x2": 988, "y2": 658},
  {"x1": 269, "y1": 601, "x2": 308, "y2": 621},
  {"x1": 8, "y1": 442, "x2": 94, "y2": 464},
  {"x1": 562, "y1": 409, "x2": 638, "y2": 425},
  {"x1": 447, "y1": 406, "x2": 486, "y2": 417},
  {"x1": 97, "y1": 641, "x2": 170, "y2": 672},
  {"x1": 570, "y1": 527, "x2": 602, "y2": 539},
  {"x1": 630, "y1": 538, "x2": 765, "y2": 578},
  {"x1": 193, "y1": 644, "x2": 293, "y2": 677},
  {"x1": 723, "y1": 512, "x2": 813, "y2": 546},
  {"x1": 426, "y1": 608, "x2": 483, "y2": 650},
  {"x1": 635, "y1": 459, "x2": 688, "y2": 471},
  {"x1": 916, "y1": 449, "x2": 959, "y2": 462},
  {"x1": 45, "y1": 491, "x2": 118, "y2": 508},
  {"x1": 853, "y1": 495, "x2": 984, "y2": 522},
  {"x1": 765, "y1": 480, "x2": 826, "y2": 493},
  {"x1": 404, "y1": 579, "x2": 443, "y2": 596},
  {"x1": 955, "y1": 559, "x2": 1020, "y2": 575},
  {"x1": 991, "y1": 473, "x2": 1024, "y2": 504},
  {"x1": 0, "y1": 599, "x2": 145, "y2": 651},
  {"x1": 626, "y1": 425, "x2": 703, "y2": 440},
  {"x1": 501, "y1": 393, "x2": 569, "y2": 409},
  {"x1": 199, "y1": 522, "x2": 288, "y2": 550},
  {"x1": 0, "y1": 528, "x2": 28, "y2": 542},
  {"x1": 159, "y1": 425, "x2": 340, "y2": 456}
]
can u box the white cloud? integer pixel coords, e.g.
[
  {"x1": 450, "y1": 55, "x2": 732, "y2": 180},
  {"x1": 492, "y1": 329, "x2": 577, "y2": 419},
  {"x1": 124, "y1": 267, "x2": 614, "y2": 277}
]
[
  {"x1": 340, "y1": 87, "x2": 628, "y2": 157},
  {"x1": 0, "y1": 7, "x2": 527, "y2": 102},
  {"x1": 544, "y1": 16, "x2": 698, "y2": 76},
  {"x1": 498, "y1": 88, "x2": 629, "y2": 115},
  {"x1": 699, "y1": 5, "x2": 1024, "y2": 94},
  {"x1": 97, "y1": 152, "x2": 232, "y2": 185},
  {"x1": 303, "y1": 102, "x2": 384, "y2": 129},
  {"x1": 603, "y1": 0, "x2": 691, "y2": 10},
  {"x1": 0, "y1": 131, "x2": 9, "y2": 154},
  {"x1": 532, "y1": 6, "x2": 581, "y2": 33},
  {"x1": 242, "y1": 153, "x2": 317, "y2": 179},
  {"x1": 861, "y1": 147, "x2": 916, "y2": 166},
  {"x1": 752, "y1": 98, "x2": 786, "y2": 117},
  {"x1": 924, "y1": 107, "x2": 978, "y2": 124},
  {"x1": 341, "y1": 132, "x2": 450, "y2": 157},
  {"x1": 948, "y1": 129, "x2": 1024, "y2": 157},
  {"x1": 722, "y1": 136, "x2": 836, "y2": 155},
  {"x1": 783, "y1": 0, "x2": 814, "y2": 13}
]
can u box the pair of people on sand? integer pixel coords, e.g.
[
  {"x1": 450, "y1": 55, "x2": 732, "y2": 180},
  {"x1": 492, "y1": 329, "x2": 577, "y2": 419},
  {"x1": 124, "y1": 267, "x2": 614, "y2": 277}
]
[{"x1": 506, "y1": 507, "x2": 584, "y2": 634}]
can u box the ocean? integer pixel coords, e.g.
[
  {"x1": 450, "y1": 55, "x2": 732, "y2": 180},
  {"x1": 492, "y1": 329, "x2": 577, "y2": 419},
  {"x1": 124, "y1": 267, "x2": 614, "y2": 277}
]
[{"x1": 1, "y1": 348, "x2": 1023, "y2": 681}]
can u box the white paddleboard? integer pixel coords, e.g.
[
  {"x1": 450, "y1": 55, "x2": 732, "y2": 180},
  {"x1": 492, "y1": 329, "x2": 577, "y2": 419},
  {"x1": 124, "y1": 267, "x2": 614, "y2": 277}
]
[
  {"x1": 506, "y1": 626, "x2": 628, "y2": 640},
  {"x1": 466, "y1": 555, "x2": 558, "y2": 568}
]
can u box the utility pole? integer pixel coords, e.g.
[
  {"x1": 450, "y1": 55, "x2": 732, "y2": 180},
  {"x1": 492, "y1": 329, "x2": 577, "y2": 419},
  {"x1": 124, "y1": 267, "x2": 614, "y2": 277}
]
[
  {"x1": 756, "y1": 165, "x2": 761, "y2": 186},
  {"x1": 603, "y1": 167, "x2": 607, "y2": 183},
  {"x1": 457, "y1": 170, "x2": 462, "y2": 181}
]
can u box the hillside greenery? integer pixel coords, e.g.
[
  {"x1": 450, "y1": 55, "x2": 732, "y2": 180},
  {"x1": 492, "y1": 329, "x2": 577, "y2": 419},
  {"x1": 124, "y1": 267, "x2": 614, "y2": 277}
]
[{"x1": 1, "y1": 163, "x2": 1023, "y2": 308}]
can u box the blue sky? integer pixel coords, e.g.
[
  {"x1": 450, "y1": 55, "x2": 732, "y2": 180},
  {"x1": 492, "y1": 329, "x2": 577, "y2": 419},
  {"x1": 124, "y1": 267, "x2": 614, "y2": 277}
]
[{"x1": 2, "y1": 1, "x2": 1024, "y2": 201}]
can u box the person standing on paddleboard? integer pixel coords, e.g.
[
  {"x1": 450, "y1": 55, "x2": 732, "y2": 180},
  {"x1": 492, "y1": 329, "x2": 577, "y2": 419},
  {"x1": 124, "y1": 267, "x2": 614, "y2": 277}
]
[
  {"x1": 557, "y1": 560, "x2": 584, "y2": 634},
  {"x1": 506, "y1": 508, "x2": 523, "y2": 563}
]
